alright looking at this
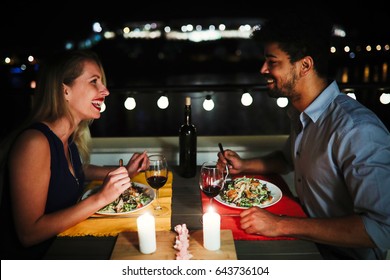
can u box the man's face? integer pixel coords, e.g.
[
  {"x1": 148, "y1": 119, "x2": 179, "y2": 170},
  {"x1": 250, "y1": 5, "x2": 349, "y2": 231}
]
[{"x1": 260, "y1": 42, "x2": 301, "y2": 101}]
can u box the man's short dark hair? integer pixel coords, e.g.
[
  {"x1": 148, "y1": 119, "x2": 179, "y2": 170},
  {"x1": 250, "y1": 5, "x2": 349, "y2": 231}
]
[{"x1": 252, "y1": 12, "x2": 333, "y2": 78}]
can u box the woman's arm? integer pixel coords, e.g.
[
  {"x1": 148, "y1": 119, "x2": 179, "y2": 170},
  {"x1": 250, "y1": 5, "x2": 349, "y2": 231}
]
[
  {"x1": 83, "y1": 151, "x2": 149, "y2": 181},
  {"x1": 9, "y1": 130, "x2": 130, "y2": 247}
]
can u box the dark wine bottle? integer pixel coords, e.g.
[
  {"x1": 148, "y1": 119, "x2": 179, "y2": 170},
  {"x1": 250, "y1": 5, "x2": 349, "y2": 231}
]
[{"x1": 179, "y1": 97, "x2": 197, "y2": 178}]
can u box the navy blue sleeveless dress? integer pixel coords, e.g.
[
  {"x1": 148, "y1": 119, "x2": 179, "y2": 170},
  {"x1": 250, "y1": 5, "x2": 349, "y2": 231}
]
[{"x1": 1, "y1": 122, "x2": 85, "y2": 259}]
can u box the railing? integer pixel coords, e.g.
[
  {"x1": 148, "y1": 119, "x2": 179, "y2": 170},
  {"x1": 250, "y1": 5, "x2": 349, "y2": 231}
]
[
  {"x1": 89, "y1": 82, "x2": 390, "y2": 137},
  {"x1": 1, "y1": 82, "x2": 389, "y2": 141}
]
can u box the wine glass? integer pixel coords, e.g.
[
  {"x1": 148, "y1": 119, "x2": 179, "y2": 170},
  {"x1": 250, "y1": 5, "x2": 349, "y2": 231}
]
[
  {"x1": 199, "y1": 161, "x2": 225, "y2": 208},
  {"x1": 145, "y1": 154, "x2": 169, "y2": 215}
]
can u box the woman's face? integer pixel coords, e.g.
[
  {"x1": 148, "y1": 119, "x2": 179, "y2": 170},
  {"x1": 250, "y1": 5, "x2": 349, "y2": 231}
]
[{"x1": 65, "y1": 60, "x2": 109, "y2": 122}]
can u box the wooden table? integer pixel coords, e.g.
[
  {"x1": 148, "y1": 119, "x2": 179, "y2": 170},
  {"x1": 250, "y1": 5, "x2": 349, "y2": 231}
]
[
  {"x1": 110, "y1": 230, "x2": 237, "y2": 260},
  {"x1": 44, "y1": 166, "x2": 322, "y2": 260}
]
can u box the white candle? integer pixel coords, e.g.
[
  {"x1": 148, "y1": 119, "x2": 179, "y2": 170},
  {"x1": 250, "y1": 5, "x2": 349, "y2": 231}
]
[
  {"x1": 137, "y1": 212, "x2": 157, "y2": 254},
  {"x1": 202, "y1": 207, "x2": 221, "y2": 251}
]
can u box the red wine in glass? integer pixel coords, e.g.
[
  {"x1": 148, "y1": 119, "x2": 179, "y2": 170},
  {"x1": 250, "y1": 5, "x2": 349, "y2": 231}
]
[
  {"x1": 199, "y1": 161, "x2": 225, "y2": 207},
  {"x1": 145, "y1": 154, "x2": 169, "y2": 215},
  {"x1": 146, "y1": 176, "x2": 168, "y2": 190},
  {"x1": 202, "y1": 184, "x2": 222, "y2": 198}
]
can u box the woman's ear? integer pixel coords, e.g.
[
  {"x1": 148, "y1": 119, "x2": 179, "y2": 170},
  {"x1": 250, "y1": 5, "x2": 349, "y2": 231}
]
[{"x1": 63, "y1": 84, "x2": 70, "y2": 101}]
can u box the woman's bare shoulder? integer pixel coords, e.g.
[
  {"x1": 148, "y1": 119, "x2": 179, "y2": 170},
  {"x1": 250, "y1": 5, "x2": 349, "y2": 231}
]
[{"x1": 10, "y1": 128, "x2": 50, "y2": 159}]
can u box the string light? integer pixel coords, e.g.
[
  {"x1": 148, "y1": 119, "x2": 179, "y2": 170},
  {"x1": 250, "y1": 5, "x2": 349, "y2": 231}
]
[
  {"x1": 276, "y1": 97, "x2": 288, "y2": 108},
  {"x1": 100, "y1": 102, "x2": 106, "y2": 112},
  {"x1": 241, "y1": 91, "x2": 253, "y2": 106},
  {"x1": 379, "y1": 93, "x2": 390, "y2": 105},
  {"x1": 124, "y1": 96, "x2": 136, "y2": 110},
  {"x1": 157, "y1": 95, "x2": 169, "y2": 109},
  {"x1": 347, "y1": 92, "x2": 356, "y2": 99},
  {"x1": 203, "y1": 95, "x2": 214, "y2": 111},
  {"x1": 101, "y1": 87, "x2": 390, "y2": 117}
]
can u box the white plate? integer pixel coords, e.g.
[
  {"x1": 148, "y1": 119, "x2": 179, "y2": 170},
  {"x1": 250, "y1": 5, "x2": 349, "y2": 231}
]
[
  {"x1": 214, "y1": 178, "x2": 282, "y2": 209},
  {"x1": 81, "y1": 182, "x2": 155, "y2": 215}
]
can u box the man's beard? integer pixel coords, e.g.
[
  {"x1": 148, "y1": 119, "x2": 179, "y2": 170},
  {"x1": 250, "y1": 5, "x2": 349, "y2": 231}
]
[
  {"x1": 267, "y1": 88, "x2": 285, "y2": 98},
  {"x1": 266, "y1": 73, "x2": 298, "y2": 100}
]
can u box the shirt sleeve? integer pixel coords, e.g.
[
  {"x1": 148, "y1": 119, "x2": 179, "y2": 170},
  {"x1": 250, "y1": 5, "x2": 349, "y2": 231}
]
[{"x1": 337, "y1": 121, "x2": 390, "y2": 249}]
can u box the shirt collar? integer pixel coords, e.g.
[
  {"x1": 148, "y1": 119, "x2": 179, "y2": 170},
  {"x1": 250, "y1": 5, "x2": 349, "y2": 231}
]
[{"x1": 304, "y1": 80, "x2": 341, "y2": 123}]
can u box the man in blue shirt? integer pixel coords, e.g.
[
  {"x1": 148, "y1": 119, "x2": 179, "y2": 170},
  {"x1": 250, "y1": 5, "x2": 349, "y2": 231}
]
[{"x1": 217, "y1": 12, "x2": 390, "y2": 259}]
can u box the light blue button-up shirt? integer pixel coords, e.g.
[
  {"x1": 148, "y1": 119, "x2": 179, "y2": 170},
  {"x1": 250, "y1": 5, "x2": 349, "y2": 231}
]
[{"x1": 282, "y1": 81, "x2": 390, "y2": 259}]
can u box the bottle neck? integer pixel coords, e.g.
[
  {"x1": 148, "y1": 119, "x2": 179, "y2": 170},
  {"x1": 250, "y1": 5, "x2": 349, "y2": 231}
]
[{"x1": 184, "y1": 105, "x2": 191, "y2": 125}]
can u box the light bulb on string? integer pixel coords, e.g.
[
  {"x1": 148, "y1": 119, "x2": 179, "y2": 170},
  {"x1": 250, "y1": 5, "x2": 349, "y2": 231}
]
[
  {"x1": 276, "y1": 97, "x2": 288, "y2": 108},
  {"x1": 347, "y1": 92, "x2": 356, "y2": 99},
  {"x1": 379, "y1": 92, "x2": 390, "y2": 104},
  {"x1": 124, "y1": 96, "x2": 136, "y2": 110},
  {"x1": 157, "y1": 95, "x2": 169, "y2": 109},
  {"x1": 241, "y1": 90, "x2": 253, "y2": 106},
  {"x1": 203, "y1": 95, "x2": 214, "y2": 111},
  {"x1": 100, "y1": 102, "x2": 106, "y2": 112}
]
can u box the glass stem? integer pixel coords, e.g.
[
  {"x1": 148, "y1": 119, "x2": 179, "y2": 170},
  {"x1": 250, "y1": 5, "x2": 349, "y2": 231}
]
[{"x1": 155, "y1": 189, "x2": 162, "y2": 210}]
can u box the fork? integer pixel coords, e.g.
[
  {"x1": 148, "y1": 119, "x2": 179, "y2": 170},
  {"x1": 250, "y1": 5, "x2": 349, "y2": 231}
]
[{"x1": 218, "y1": 143, "x2": 233, "y2": 185}]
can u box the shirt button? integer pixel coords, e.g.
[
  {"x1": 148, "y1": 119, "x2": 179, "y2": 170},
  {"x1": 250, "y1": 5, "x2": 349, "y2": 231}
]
[{"x1": 297, "y1": 178, "x2": 302, "y2": 183}]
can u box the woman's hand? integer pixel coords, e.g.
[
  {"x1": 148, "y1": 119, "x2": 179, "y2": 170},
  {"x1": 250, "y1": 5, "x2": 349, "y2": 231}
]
[
  {"x1": 98, "y1": 166, "x2": 131, "y2": 205},
  {"x1": 125, "y1": 151, "x2": 149, "y2": 178}
]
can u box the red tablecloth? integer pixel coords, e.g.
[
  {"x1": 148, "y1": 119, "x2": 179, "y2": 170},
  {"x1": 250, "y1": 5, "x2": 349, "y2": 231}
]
[{"x1": 201, "y1": 173, "x2": 307, "y2": 240}]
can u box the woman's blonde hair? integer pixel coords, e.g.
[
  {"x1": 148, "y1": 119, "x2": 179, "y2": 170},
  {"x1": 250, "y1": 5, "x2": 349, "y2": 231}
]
[{"x1": 1, "y1": 49, "x2": 106, "y2": 166}]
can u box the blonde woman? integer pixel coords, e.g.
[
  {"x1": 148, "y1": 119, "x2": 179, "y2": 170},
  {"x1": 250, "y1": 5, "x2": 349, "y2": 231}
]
[{"x1": 0, "y1": 50, "x2": 149, "y2": 259}]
